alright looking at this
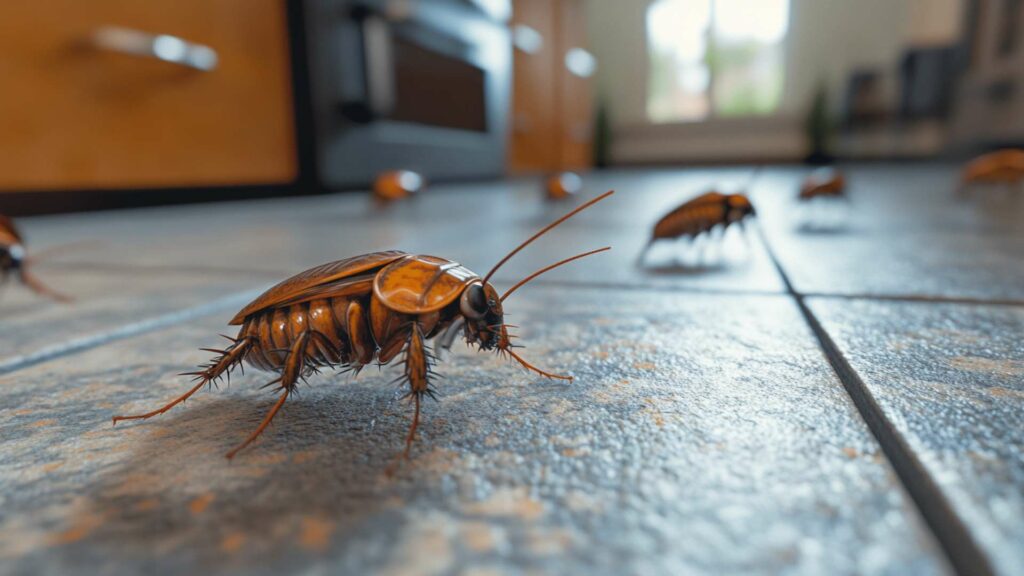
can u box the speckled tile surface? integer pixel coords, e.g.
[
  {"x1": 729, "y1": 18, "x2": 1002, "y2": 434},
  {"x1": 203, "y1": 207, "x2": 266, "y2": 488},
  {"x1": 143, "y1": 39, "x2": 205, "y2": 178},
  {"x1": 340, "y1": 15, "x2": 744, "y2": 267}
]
[
  {"x1": 3, "y1": 163, "x2": 1023, "y2": 575},
  {"x1": 0, "y1": 288, "x2": 944, "y2": 576},
  {"x1": 0, "y1": 266, "x2": 273, "y2": 370},
  {"x1": 808, "y1": 298, "x2": 1024, "y2": 575}
]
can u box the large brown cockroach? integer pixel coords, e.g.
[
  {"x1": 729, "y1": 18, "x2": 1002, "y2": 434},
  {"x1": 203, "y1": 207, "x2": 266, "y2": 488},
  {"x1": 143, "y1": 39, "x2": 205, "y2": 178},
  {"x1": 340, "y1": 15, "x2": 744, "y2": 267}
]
[
  {"x1": 113, "y1": 192, "x2": 614, "y2": 459},
  {"x1": 799, "y1": 168, "x2": 846, "y2": 201},
  {"x1": 958, "y1": 149, "x2": 1024, "y2": 195},
  {"x1": 0, "y1": 214, "x2": 69, "y2": 302},
  {"x1": 639, "y1": 191, "x2": 755, "y2": 261}
]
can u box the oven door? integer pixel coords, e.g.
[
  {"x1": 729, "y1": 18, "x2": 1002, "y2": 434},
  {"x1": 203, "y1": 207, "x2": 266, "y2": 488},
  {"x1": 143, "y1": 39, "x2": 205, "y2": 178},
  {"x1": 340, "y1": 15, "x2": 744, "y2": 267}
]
[{"x1": 306, "y1": 0, "x2": 511, "y2": 187}]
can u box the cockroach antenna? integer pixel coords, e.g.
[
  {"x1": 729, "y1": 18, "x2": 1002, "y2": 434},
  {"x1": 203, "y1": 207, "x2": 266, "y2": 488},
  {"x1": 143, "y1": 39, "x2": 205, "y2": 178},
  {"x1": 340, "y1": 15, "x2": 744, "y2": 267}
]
[{"x1": 483, "y1": 190, "x2": 614, "y2": 284}]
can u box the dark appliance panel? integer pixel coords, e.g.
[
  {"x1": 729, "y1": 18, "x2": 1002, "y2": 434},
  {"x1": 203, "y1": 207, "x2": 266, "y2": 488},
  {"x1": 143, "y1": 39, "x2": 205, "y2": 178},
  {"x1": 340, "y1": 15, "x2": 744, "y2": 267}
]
[{"x1": 305, "y1": 0, "x2": 511, "y2": 188}]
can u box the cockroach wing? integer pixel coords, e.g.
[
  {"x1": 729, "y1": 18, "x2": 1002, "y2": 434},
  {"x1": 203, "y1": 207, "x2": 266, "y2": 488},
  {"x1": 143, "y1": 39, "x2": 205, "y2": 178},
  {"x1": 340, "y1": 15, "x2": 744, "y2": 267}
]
[
  {"x1": 228, "y1": 251, "x2": 407, "y2": 325},
  {"x1": 373, "y1": 254, "x2": 479, "y2": 315},
  {"x1": 684, "y1": 191, "x2": 727, "y2": 206},
  {"x1": 964, "y1": 149, "x2": 1024, "y2": 182},
  {"x1": 0, "y1": 215, "x2": 22, "y2": 246},
  {"x1": 652, "y1": 192, "x2": 726, "y2": 240}
]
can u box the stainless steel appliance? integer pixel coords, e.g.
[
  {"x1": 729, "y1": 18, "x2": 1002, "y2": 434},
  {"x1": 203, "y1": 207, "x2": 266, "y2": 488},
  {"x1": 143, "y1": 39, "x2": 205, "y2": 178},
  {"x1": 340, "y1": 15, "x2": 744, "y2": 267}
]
[{"x1": 303, "y1": 0, "x2": 511, "y2": 187}]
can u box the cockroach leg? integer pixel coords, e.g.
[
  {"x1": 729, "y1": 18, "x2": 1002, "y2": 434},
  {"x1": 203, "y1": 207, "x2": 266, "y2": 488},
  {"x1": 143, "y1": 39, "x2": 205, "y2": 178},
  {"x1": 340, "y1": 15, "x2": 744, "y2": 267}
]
[
  {"x1": 635, "y1": 240, "x2": 652, "y2": 267},
  {"x1": 112, "y1": 337, "x2": 253, "y2": 425},
  {"x1": 226, "y1": 332, "x2": 311, "y2": 459},
  {"x1": 112, "y1": 379, "x2": 209, "y2": 425},
  {"x1": 400, "y1": 323, "x2": 431, "y2": 458},
  {"x1": 436, "y1": 317, "x2": 465, "y2": 357},
  {"x1": 226, "y1": 388, "x2": 290, "y2": 460},
  {"x1": 20, "y1": 269, "x2": 71, "y2": 302},
  {"x1": 404, "y1": 394, "x2": 421, "y2": 459}
]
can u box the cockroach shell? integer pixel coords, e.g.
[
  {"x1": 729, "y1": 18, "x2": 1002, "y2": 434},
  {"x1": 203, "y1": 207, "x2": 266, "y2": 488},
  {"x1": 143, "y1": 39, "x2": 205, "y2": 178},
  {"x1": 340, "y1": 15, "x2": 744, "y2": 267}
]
[
  {"x1": 373, "y1": 254, "x2": 479, "y2": 314},
  {"x1": 229, "y1": 251, "x2": 407, "y2": 325},
  {"x1": 799, "y1": 168, "x2": 846, "y2": 200},
  {"x1": 651, "y1": 191, "x2": 727, "y2": 240},
  {"x1": 726, "y1": 193, "x2": 755, "y2": 212},
  {"x1": 962, "y1": 149, "x2": 1024, "y2": 183},
  {"x1": 546, "y1": 172, "x2": 583, "y2": 200},
  {"x1": 373, "y1": 170, "x2": 425, "y2": 201}
]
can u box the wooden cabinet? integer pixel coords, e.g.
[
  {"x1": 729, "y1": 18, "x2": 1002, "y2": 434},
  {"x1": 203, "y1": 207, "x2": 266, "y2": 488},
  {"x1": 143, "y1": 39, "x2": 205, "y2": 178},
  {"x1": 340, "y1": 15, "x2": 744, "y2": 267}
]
[
  {"x1": 509, "y1": 0, "x2": 594, "y2": 174},
  {"x1": 0, "y1": 1, "x2": 296, "y2": 191}
]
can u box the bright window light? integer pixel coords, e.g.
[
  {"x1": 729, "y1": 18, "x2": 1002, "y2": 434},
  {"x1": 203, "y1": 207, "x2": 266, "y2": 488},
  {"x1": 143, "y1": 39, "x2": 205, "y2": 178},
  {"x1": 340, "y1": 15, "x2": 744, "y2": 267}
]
[{"x1": 647, "y1": 0, "x2": 790, "y2": 122}]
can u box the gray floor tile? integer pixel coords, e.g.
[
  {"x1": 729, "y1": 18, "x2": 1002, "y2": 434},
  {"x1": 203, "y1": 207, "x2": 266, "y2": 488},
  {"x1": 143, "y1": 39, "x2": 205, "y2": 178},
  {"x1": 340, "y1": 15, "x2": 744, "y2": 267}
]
[
  {"x1": 809, "y1": 297, "x2": 1024, "y2": 575},
  {"x1": 0, "y1": 266, "x2": 274, "y2": 370},
  {"x1": 0, "y1": 287, "x2": 945, "y2": 575}
]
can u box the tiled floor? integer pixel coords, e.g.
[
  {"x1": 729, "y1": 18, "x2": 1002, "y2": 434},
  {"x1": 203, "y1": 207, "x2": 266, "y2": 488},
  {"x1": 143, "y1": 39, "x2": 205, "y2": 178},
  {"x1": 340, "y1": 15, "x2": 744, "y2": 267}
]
[{"x1": 0, "y1": 164, "x2": 1021, "y2": 575}]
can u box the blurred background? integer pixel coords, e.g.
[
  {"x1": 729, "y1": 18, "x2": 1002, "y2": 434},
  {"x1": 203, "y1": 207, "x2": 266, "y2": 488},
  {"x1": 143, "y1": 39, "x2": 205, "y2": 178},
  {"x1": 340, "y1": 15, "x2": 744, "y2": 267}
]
[{"x1": 0, "y1": 0, "x2": 1015, "y2": 213}]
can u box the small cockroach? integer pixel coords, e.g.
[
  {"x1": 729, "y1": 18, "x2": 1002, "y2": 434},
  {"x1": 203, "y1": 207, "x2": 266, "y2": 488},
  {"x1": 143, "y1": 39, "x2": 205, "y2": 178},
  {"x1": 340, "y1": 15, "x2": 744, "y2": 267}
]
[
  {"x1": 0, "y1": 214, "x2": 69, "y2": 302},
  {"x1": 373, "y1": 170, "x2": 425, "y2": 202},
  {"x1": 640, "y1": 191, "x2": 756, "y2": 260},
  {"x1": 113, "y1": 192, "x2": 614, "y2": 459},
  {"x1": 958, "y1": 149, "x2": 1024, "y2": 194},
  {"x1": 799, "y1": 168, "x2": 846, "y2": 201},
  {"x1": 546, "y1": 172, "x2": 583, "y2": 200}
]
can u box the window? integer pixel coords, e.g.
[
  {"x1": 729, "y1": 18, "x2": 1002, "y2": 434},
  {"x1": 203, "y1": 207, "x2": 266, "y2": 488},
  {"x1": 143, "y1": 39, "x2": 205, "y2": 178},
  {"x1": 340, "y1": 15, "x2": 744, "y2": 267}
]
[{"x1": 646, "y1": 0, "x2": 790, "y2": 123}]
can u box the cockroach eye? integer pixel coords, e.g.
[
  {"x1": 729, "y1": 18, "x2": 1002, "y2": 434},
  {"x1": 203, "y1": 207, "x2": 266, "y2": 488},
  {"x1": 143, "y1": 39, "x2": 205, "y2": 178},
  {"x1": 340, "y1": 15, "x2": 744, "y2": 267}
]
[{"x1": 460, "y1": 283, "x2": 487, "y2": 319}]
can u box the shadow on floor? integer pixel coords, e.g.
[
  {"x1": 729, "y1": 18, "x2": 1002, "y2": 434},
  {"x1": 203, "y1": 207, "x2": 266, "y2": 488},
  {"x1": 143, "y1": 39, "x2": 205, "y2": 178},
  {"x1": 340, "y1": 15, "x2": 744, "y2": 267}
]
[{"x1": 26, "y1": 391, "x2": 440, "y2": 575}]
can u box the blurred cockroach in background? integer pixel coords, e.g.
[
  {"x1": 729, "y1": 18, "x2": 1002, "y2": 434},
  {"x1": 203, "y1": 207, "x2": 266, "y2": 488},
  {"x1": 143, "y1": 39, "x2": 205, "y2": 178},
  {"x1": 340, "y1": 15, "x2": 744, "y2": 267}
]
[
  {"x1": 957, "y1": 149, "x2": 1024, "y2": 196},
  {"x1": 373, "y1": 170, "x2": 425, "y2": 203},
  {"x1": 799, "y1": 167, "x2": 847, "y2": 201},
  {"x1": 112, "y1": 192, "x2": 614, "y2": 460},
  {"x1": 0, "y1": 214, "x2": 70, "y2": 302},
  {"x1": 638, "y1": 192, "x2": 756, "y2": 266},
  {"x1": 546, "y1": 172, "x2": 583, "y2": 200},
  {"x1": 796, "y1": 168, "x2": 851, "y2": 232}
]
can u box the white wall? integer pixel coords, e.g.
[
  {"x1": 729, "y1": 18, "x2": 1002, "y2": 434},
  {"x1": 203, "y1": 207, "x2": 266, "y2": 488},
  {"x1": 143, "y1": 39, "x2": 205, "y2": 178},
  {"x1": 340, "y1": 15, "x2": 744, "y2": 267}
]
[{"x1": 586, "y1": 0, "x2": 964, "y2": 164}]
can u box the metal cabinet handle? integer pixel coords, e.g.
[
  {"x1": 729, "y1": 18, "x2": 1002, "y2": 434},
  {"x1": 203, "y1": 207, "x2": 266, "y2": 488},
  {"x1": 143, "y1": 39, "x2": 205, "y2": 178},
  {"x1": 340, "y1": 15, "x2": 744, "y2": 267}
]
[{"x1": 90, "y1": 26, "x2": 218, "y2": 71}]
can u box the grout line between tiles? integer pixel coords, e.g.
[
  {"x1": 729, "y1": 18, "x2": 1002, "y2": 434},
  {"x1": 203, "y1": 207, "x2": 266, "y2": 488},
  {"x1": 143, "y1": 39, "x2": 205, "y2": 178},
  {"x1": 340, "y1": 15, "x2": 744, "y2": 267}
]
[
  {"x1": 755, "y1": 221, "x2": 994, "y2": 576},
  {"x1": 0, "y1": 289, "x2": 262, "y2": 376}
]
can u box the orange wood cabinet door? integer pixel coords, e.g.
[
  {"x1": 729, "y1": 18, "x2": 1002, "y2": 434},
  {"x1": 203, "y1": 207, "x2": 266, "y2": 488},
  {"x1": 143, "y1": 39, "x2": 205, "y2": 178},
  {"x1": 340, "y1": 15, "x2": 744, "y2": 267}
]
[
  {"x1": 509, "y1": 0, "x2": 593, "y2": 174},
  {"x1": 509, "y1": 0, "x2": 560, "y2": 173},
  {"x1": 555, "y1": 0, "x2": 594, "y2": 171},
  {"x1": 0, "y1": 0, "x2": 296, "y2": 191}
]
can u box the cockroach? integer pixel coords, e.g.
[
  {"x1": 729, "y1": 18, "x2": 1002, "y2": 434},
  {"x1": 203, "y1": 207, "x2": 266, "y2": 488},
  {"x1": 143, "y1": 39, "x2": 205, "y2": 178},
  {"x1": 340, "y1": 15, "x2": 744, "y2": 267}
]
[
  {"x1": 799, "y1": 168, "x2": 846, "y2": 201},
  {"x1": 0, "y1": 214, "x2": 69, "y2": 302},
  {"x1": 373, "y1": 170, "x2": 424, "y2": 202},
  {"x1": 546, "y1": 172, "x2": 583, "y2": 200},
  {"x1": 113, "y1": 191, "x2": 614, "y2": 459},
  {"x1": 639, "y1": 191, "x2": 756, "y2": 260},
  {"x1": 958, "y1": 149, "x2": 1024, "y2": 195}
]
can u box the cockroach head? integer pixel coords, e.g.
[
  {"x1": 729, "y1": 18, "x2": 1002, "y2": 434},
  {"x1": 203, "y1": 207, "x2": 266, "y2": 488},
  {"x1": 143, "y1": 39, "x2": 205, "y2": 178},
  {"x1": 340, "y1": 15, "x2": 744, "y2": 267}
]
[
  {"x1": 459, "y1": 281, "x2": 507, "y2": 351},
  {"x1": 726, "y1": 194, "x2": 756, "y2": 220},
  {"x1": 0, "y1": 244, "x2": 24, "y2": 271}
]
